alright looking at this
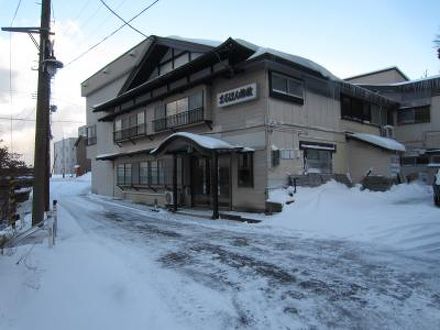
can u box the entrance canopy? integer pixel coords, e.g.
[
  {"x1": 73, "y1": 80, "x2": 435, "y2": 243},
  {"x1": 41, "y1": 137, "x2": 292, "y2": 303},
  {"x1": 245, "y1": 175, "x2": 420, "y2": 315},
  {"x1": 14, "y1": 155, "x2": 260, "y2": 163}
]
[{"x1": 150, "y1": 132, "x2": 248, "y2": 156}]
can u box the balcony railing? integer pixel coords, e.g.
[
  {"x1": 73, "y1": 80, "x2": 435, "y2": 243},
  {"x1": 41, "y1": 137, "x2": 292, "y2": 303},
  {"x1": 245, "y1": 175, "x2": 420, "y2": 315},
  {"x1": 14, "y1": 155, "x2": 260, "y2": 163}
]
[
  {"x1": 113, "y1": 124, "x2": 146, "y2": 142},
  {"x1": 153, "y1": 107, "x2": 204, "y2": 132}
]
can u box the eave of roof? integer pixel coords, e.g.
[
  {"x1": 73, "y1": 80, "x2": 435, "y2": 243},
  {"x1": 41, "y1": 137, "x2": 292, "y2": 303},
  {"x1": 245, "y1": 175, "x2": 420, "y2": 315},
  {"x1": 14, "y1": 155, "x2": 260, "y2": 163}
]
[{"x1": 96, "y1": 148, "x2": 152, "y2": 161}]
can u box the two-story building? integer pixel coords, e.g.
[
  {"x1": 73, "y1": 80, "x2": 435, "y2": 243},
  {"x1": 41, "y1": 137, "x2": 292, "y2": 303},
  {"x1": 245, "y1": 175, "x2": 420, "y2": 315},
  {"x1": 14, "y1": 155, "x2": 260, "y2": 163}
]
[
  {"x1": 82, "y1": 36, "x2": 405, "y2": 216},
  {"x1": 346, "y1": 67, "x2": 440, "y2": 183}
]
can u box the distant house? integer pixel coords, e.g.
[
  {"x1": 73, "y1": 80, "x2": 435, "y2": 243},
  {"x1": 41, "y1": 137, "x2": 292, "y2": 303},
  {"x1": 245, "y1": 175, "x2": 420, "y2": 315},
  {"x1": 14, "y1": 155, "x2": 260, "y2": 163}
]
[
  {"x1": 346, "y1": 67, "x2": 440, "y2": 183},
  {"x1": 53, "y1": 137, "x2": 77, "y2": 176},
  {"x1": 74, "y1": 126, "x2": 91, "y2": 176},
  {"x1": 81, "y1": 36, "x2": 406, "y2": 215}
]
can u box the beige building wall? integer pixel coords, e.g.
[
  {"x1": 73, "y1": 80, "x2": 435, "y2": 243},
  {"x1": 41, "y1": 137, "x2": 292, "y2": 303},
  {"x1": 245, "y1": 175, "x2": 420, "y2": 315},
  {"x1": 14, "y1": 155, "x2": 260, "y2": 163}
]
[
  {"x1": 266, "y1": 87, "x2": 387, "y2": 186},
  {"x1": 394, "y1": 96, "x2": 440, "y2": 149},
  {"x1": 347, "y1": 139, "x2": 399, "y2": 182}
]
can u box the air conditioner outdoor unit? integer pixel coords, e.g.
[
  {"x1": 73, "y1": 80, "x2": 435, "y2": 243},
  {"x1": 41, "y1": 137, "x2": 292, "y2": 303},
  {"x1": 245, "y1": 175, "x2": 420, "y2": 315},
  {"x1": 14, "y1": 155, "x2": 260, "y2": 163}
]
[
  {"x1": 164, "y1": 190, "x2": 174, "y2": 206},
  {"x1": 381, "y1": 125, "x2": 394, "y2": 138}
]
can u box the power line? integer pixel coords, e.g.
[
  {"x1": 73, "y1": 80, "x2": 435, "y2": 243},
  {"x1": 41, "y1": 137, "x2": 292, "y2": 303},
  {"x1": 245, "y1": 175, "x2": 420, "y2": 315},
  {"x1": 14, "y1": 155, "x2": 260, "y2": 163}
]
[
  {"x1": 99, "y1": 0, "x2": 147, "y2": 38},
  {"x1": 0, "y1": 117, "x2": 83, "y2": 124},
  {"x1": 8, "y1": 0, "x2": 23, "y2": 153},
  {"x1": 64, "y1": 0, "x2": 160, "y2": 67}
]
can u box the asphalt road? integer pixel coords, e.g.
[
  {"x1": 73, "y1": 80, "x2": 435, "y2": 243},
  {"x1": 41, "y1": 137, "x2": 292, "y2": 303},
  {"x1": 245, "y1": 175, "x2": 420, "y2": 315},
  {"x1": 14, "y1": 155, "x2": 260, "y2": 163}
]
[{"x1": 60, "y1": 194, "x2": 440, "y2": 330}]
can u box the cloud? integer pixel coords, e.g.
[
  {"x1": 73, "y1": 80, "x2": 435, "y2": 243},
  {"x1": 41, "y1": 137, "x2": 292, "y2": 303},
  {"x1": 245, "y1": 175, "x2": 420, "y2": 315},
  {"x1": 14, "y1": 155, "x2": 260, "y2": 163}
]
[{"x1": 0, "y1": 67, "x2": 19, "y2": 102}]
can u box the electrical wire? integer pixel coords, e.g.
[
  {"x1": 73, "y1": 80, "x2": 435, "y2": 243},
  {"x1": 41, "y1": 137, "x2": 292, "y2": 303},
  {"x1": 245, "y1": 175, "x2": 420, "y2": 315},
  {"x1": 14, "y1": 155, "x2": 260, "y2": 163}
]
[
  {"x1": 99, "y1": 0, "x2": 147, "y2": 38},
  {"x1": 64, "y1": 0, "x2": 160, "y2": 67},
  {"x1": 0, "y1": 117, "x2": 84, "y2": 124},
  {"x1": 8, "y1": 0, "x2": 23, "y2": 153}
]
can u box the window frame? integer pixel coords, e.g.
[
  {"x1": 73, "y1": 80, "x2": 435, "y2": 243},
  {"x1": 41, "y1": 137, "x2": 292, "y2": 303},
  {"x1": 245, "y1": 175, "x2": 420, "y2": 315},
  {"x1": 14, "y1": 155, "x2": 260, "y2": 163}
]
[
  {"x1": 397, "y1": 106, "x2": 430, "y2": 126},
  {"x1": 269, "y1": 71, "x2": 305, "y2": 105},
  {"x1": 237, "y1": 152, "x2": 254, "y2": 188},
  {"x1": 86, "y1": 125, "x2": 97, "y2": 146},
  {"x1": 113, "y1": 109, "x2": 147, "y2": 142}
]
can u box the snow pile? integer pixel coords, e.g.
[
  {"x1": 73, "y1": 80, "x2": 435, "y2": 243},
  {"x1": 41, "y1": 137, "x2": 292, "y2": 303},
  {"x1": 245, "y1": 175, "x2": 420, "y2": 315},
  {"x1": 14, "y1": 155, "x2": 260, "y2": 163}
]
[
  {"x1": 268, "y1": 181, "x2": 440, "y2": 258},
  {"x1": 347, "y1": 132, "x2": 406, "y2": 152}
]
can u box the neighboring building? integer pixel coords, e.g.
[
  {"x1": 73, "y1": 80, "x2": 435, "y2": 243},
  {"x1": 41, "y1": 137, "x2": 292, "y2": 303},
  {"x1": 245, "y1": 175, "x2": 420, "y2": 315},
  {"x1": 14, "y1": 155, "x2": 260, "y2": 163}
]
[
  {"x1": 74, "y1": 125, "x2": 91, "y2": 176},
  {"x1": 346, "y1": 67, "x2": 440, "y2": 184},
  {"x1": 53, "y1": 137, "x2": 77, "y2": 176},
  {"x1": 81, "y1": 36, "x2": 405, "y2": 215}
]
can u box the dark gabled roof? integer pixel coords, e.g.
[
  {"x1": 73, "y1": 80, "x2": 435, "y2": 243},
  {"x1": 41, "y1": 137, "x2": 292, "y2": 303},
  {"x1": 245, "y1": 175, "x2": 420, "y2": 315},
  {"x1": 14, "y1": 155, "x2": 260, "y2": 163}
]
[
  {"x1": 93, "y1": 37, "x2": 254, "y2": 113},
  {"x1": 118, "y1": 35, "x2": 221, "y2": 95},
  {"x1": 345, "y1": 66, "x2": 409, "y2": 82}
]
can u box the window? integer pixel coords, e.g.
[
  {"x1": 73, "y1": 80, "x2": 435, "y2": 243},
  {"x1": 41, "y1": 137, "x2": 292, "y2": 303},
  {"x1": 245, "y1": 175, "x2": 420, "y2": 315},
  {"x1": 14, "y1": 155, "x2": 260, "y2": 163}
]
[
  {"x1": 117, "y1": 164, "x2": 125, "y2": 185},
  {"x1": 157, "y1": 160, "x2": 165, "y2": 185},
  {"x1": 270, "y1": 72, "x2": 304, "y2": 104},
  {"x1": 280, "y1": 149, "x2": 294, "y2": 160},
  {"x1": 238, "y1": 153, "x2": 254, "y2": 187},
  {"x1": 137, "y1": 111, "x2": 145, "y2": 135},
  {"x1": 189, "y1": 91, "x2": 203, "y2": 110},
  {"x1": 272, "y1": 149, "x2": 280, "y2": 167},
  {"x1": 139, "y1": 162, "x2": 149, "y2": 185},
  {"x1": 132, "y1": 163, "x2": 139, "y2": 185},
  {"x1": 305, "y1": 149, "x2": 332, "y2": 174},
  {"x1": 340, "y1": 94, "x2": 374, "y2": 123},
  {"x1": 397, "y1": 106, "x2": 430, "y2": 125},
  {"x1": 431, "y1": 155, "x2": 440, "y2": 164},
  {"x1": 86, "y1": 125, "x2": 97, "y2": 145},
  {"x1": 401, "y1": 156, "x2": 429, "y2": 166},
  {"x1": 154, "y1": 91, "x2": 204, "y2": 132},
  {"x1": 113, "y1": 110, "x2": 146, "y2": 142},
  {"x1": 124, "y1": 164, "x2": 132, "y2": 186},
  {"x1": 150, "y1": 161, "x2": 158, "y2": 185}
]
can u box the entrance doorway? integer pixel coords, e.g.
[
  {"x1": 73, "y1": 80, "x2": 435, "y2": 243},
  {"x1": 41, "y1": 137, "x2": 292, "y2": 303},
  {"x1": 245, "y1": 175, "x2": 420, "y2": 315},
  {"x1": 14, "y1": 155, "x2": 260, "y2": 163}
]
[{"x1": 190, "y1": 154, "x2": 231, "y2": 209}]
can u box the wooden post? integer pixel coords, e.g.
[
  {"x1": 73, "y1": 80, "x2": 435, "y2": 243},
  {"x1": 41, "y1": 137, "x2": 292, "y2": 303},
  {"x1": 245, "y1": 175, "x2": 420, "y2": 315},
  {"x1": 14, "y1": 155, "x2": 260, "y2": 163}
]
[
  {"x1": 172, "y1": 154, "x2": 178, "y2": 212},
  {"x1": 211, "y1": 152, "x2": 219, "y2": 219}
]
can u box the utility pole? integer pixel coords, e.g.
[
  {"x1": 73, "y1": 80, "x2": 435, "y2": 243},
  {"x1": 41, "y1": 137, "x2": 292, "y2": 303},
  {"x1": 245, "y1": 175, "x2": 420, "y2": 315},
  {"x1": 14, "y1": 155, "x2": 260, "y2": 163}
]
[
  {"x1": 34, "y1": 0, "x2": 51, "y2": 224},
  {"x1": 2, "y1": 0, "x2": 62, "y2": 226}
]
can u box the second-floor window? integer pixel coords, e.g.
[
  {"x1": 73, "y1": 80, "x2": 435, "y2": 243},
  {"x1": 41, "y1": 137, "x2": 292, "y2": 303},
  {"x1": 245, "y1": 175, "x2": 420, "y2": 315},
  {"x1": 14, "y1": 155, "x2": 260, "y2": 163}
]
[
  {"x1": 86, "y1": 125, "x2": 97, "y2": 145},
  {"x1": 114, "y1": 110, "x2": 146, "y2": 142},
  {"x1": 153, "y1": 91, "x2": 204, "y2": 132},
  {"x1": 397, "y1": 106, "x2": 430, "y2": 125},
  {"x1": 270, "y1": 72, "x2": 304, "y2": 104}
]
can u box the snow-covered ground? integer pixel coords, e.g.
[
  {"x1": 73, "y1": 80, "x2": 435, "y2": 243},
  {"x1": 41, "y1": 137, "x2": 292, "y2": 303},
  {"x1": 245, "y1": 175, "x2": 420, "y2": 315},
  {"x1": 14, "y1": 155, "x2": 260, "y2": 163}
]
[
  {"x1": 268, "y1": 181, "x2": 440, "y2": 261},
  {"x1": 0, "y1": 175, "x2": 439, "y2": 329}
]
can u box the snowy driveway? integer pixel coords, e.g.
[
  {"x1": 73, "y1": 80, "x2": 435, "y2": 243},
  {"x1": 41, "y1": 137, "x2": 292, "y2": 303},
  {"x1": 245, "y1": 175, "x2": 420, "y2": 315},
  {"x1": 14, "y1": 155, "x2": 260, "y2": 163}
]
[{"x1": 59, "y1": 192, "x2": 440, "y2": 330}]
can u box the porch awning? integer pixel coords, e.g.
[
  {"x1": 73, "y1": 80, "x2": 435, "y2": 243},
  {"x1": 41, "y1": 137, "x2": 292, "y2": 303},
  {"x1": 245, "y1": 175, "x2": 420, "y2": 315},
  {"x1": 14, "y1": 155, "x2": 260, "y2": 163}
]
[
  {"x1": 347, "y1": 133, "x2": 405, "y2": 152},
  {"x1": 150, "y1": 132, "x2": 246, "y2": 156}
]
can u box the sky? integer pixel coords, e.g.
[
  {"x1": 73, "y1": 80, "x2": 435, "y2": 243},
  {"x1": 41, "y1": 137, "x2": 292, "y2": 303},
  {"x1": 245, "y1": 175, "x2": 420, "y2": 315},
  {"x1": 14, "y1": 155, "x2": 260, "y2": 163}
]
[{"x1": 0, "y1": 0, "x2": 439, "y2": 165}]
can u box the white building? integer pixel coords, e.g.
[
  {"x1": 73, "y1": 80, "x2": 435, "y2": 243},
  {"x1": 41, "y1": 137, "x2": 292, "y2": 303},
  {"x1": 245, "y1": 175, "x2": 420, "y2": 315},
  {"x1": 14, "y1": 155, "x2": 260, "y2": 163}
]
[{"x1": 53, "y1": 137, "x2": 77, "y2": 176}]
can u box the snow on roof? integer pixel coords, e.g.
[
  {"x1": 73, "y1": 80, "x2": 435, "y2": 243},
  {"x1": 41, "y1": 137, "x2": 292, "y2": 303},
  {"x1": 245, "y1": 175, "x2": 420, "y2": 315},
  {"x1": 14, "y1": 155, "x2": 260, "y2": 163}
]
[
  {"x1": 96, "y1": 152, "x2": 121, "y2": 160},
  {"x1": 245, "y1": 44, "x2": 339, "y2": 80},
  {"x1": 165, "y1": 35, "x2": 222, "y2": 48},
  {"x1": 348, "y1": 133, "x2": 406, "y2": 152},
  {"x1": 151, "y1": 132, "x2": 244, "y2": 154},
  {"x1": 356, "y1": 74, "x2": 440, "y2": 88}
]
